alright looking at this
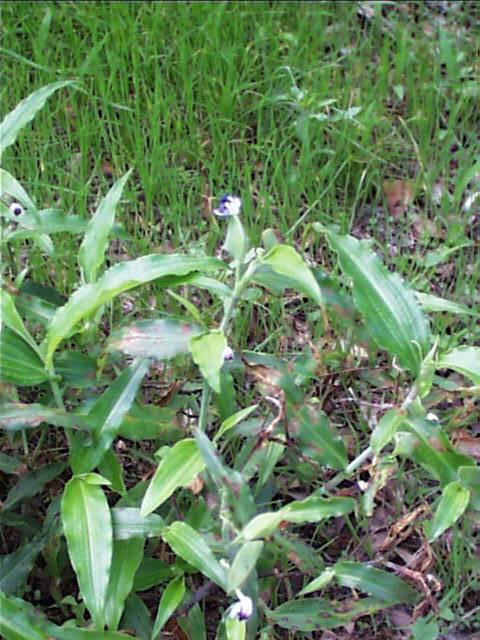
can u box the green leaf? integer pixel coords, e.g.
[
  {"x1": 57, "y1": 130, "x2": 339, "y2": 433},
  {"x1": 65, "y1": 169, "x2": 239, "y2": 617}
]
[
  {"x1": 162, "y1": 521, "x2": 228, "y2": 589},
  {"x1": 121, "y1": 593, "x2": 153, "y2": 639},
  {"x1": 0, "y1": 592, "x2": 51, "y2": 640},
  {"x1": 0, "y1": 327, "x2": 49, "y2": 386},
  {"x1": 437, "y1": 347, "x2": 480, "y2": 385},
  {"x1": 3, "y1": 462, "x2": 65, "y2": 511},
  {"x1": 189, "y1": 329, "x2": 227, "y2": 393},
  {"x1": 0, "y1": 290, "x2": 43, "y2": 355},
  {"x1": 133, "y1": 558, "x2": 177, "y2": 591},
  {"x1": 108, "y1": 319, "x2": 200, "y2": 360},
  {"x1": 458, "y1": 466, "x2": 480, "y2": 503},
  {"x1": 214, "y1": 404, "x2": 258, "y2": 442},
  {"x1": 234, "y1": 496, "x2": 355, "y2": 542},
  {"x1": 0, "y1": 169, "x2": 36, "y2": 210},
  {"x1": 0, "y1": 537, "x2": 45, "y2": 594},
  {"x1": 61, "y1": 474, "x2": 113, "y2": 629},
  {"x1": 227, "y1": 541, "x2": 263, "y2": 593},
  {"x1": 268, "y1": 597, "x2": 387, "y2": 631},
  {"x1": 43, "y1": 253, "x2": 224, "y2": 366},
  {"x1": 151, "y1": 574, "x2": 185, "y2": 639},
  {"x1": 98, "y1": 449, "x2": 127, "y2": 495},
  {"x1": 0, "y1": 80, "x2": 75, "y2": 162},
  {"x1": 333, "y1": 561, "x2": 419, "y2": 603},
  {"x1": 261, "y1": 245, "x2": 323, "y2": 305},
  {"x1": 70, "y1": 358, "x2": 149, "y2": 474},
  {"x1": 4, "y1": 209, "x2": 86, "y2": 242},
  {"x1": 141, "y1": 439, "x2": 205, "y2": 517},
  {"x1": 425, "y1": 481, "x2": 471, "y2": 542},
  {"x1": 79, "y1": 170, "x2": 132, "y2": 283},
  {"x1": 111, "y1": 507, "x2": 165, "y2": 540},
  {"x1": 297, "y1": 407, "x2": 347, "y2": 469},
  {"x1": 118, "y1": 402, "x2": 181, "y2": 441},
  {"x1": 0, "y1": 452, "x2": 21, "y2": 473},
  {"x1": 0, "y1": 403, "x2": 85, "y2": 432},
  {"x1": 105, "y1": 537, "x2": 144, "y2": 631},
  {"x1": 321, "y1": 228, "x2": 431, "y2": 374},
  {"x1": 415, "y1": 291, "x2": 477, "y2": 316},
  {"x1": 371, "y1": 408, "x2": 406, "y2": 453}
]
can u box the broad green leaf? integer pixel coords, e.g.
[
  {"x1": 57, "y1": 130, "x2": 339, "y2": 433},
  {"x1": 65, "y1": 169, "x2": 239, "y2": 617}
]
[
  {"x1": 0, "y1": 327, "x2": 49, "y2": 386},
  {"x1": 214, "y1": 404, "x2": 258, "y2": 442},
  {"x1": 227, "y1": 541, "x2": 263, "y2": 593},
  {"x1": 3, "y1": 462, "x2": 65, "y2": 511},
  {"x1": 111, "y1": 507, "x2": 165, "y2": 539},
  {"x1": 0, "y1": 452, "x2": 21, "y2": 473},
  {"x1": 0, "y1": 169, "x2": 36, "y2": 210},
  {"x1": 133, "y1": 558, "x2": 178, "y2": 591},
  {"x1": 371, "y1": 408, "x2": 406, "y2": 453},
  {"x1": 108, "y1": 319, "x2": 200, "y2": 360},
  {"x1": 105, "y1": 537, "x2": 144, "y2": 631},
  {"x1": 297, "y1": 407, "x2": 347, "y2": 469},
  {"x1": 0, "y1": 290, "x2": 42, "y2": 355},
  {"x1": 119, "y1": 402, "x2": 181, "y2": 441},
  {"x1": 70, "y1": 358, "x2": 149, "y2": 474},
  {"x1": 261, "y1": 245, "x2": 323, "y2": 305},
  {"x1": 0, "y1": 80, "x2": 75, "y2": 161},
  {"x1": 415, "y1": 291, "x2": 477, "y2": 316},
  {"x1": 54, "y1": 351, "x2": 97, "y2": 388},
  {"x1": 0, "y1": 592, "x2": 51, "y2": 640},
  {"x1": 151, "y1": 574, "x2": 185, "y2": 639},
  {"x1": 140, "y1": 439, "x2": 205, "y2": 517},
  {"x1": 189, "y1": 329, "x2": 227, "y2": 393},
  {"x1": 437, "y1": 347, "x2": 480, "y2": 385},
  {"x1": 79, "y1": 170, "x2": 132, "y2": 283},
  {"x1": 321, "y1": 228, "x2": 431, "y2": 374},
  {"x1": 43, "y1": 253, "x2": 224, "y2": 366},
  {"x1": 0, "y1": 537, "x2": 45, "y2": 594},
  {"x1": 458, "y1": 466, "x2": 480, "y2": 508},
  {"x1": 333, "y1": 561, "x2": 419, "y2": 603},
  {"x1": 425, "y1": 481, "x2": 470, "y2": 542},
  {"x1": 121, "y1": 593, "x2": 153, "y2": 639},
  {"x1": 162, "y1": 521, "x2": 227, "y2": 589},
  {"x1": 4, "y1": 209, "x2": 86, "y2": 240},
  {"x1": 234, "y1": 496, "x2": 355, "y2": 542},
  {"x1": 61, "y1": 474, "x2": 113, "y2": 629},
  {"x1": 0, "y1": 403, "x2": 85, "y2": 432},
  {"x1": 268, "y1": 597, "x2": 387, "y2": 631}
]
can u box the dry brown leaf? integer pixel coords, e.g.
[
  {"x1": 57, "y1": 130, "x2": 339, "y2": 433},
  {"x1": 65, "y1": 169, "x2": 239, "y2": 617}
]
[{"x1": 383, "y1": 179, "x2": 415, "y2": 217}]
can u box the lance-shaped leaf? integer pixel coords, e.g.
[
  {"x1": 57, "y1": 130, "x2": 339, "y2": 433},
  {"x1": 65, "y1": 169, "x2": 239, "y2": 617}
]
[
  {"x1": 320, "y1": 227, "x2": 431, "y2": 374},
  {"x1": 425, "y1": 481, "x2": 470, "y2": 542},
  {"x1": 437, "y1": 346, "x2": 480, "y2": 385},
  {"x1": 371, "y1": 408, "x2": 406, "y2": 453},
  {"x1": 0, "y1": 80, "x2": 75, "y2": 161},
  {"x1": 4, "y1": 208, "x2": 86, "y2": 239},
  {"x1": 189, "y1": 329, "x2": 227, "y2": 393},
  {"x1": 141, "y1": 439, "x2": 205, "y2": 517},
  {"x1": 0, "y1": 290, "x2": 43, "y2": 355},
  {"x1": 0, "y1": 592, "x2": 52, "y2": 640},
  {"x1": 104, "y1": 537, "x2": 144, "y2": 631},
  {"x1": 261, "y1": 245, "x2": 323, "y2": 305},
  {"x1": 227, "y1": 541, "x2": 263, "y2": 593},
  {"x1": 297, "y1": 406, "x2": 347, "y2": 469},
  {"x1": 0, "y1": 403, "x2": 85, "y2": 432},
  {"x1": 234, "y1": 496, "x2": 355, "y2": 542},
  {"x1": 43, "y1": 253, "x2": 224, "y2": 366},
  {"x1": 415, "y1": 291, "x2": 477, "y2": 316},
  {"x1": 0, "y1": 327, "x2": 49, "y2": 386},
  {"x1": 61, "y1": 474, "x2": 113, "y2": 630},
  {"x1": 3, "y1": 462, "x2": 65, "y2": 511},
  {"x1": 332, "y1": 561, "x2": 419, "y2": 603},
  {"x1": 0, "y1": 537, "x2": 45, "y2": 594},
  {"x1": 0, "y1": 169, "x2": 36, "y2": 211},
  {"x1": 162, "y1": 521, "x2": 228, "y2": 589},
  {"x1": 151, "y1": 574, "x2": 185, "y2": 639},
  {"x1": 70, "y1": 358, "x2": 149, "y2": 474},
  {"x1": 111, "y1": 507, "x2": 165, "y2": 540},
  {"x1": 79, "y1": 170, "x2": 132, "y2": 283},
  {"x1": 108, "y1": 318, "x2": 200, "y2": 360}
]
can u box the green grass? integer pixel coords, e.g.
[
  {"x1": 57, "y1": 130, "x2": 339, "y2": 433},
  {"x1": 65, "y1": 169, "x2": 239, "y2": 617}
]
[{"x1": 1, "y1": 1, "x2": 479, "y2": 637}]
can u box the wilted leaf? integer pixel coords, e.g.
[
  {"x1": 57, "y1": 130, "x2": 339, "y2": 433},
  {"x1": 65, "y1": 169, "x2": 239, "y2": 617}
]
[
  {"x1": 383, "y1": 179, "x2": 414, "y2": 217},
  {"x1": 108, "y1": 319, "x2": 200, "y2": 360}
]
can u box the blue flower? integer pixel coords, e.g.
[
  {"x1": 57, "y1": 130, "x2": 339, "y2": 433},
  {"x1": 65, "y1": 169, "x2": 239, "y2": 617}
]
[{"x1": 214, "y1": 193, "x2": 242, "y2": 217}]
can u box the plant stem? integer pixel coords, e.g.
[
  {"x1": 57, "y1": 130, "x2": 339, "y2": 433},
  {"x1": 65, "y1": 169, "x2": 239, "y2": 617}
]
[{"x1": 321, "y1": 380, "x2": 421, "y2": 495}]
